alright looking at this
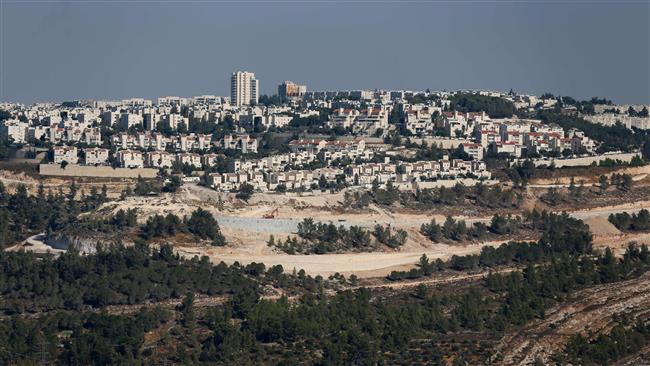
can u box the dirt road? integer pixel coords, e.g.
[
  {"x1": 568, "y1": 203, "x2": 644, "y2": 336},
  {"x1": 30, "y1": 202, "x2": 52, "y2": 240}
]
[{"x1": 175, "y1": 241, "x2": 505, "y2": 279}]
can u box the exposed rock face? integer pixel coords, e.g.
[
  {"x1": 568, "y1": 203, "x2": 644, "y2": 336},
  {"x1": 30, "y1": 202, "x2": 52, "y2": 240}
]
[{"x1": 45, "y1": 231, "x2": 121, "y2": 255}]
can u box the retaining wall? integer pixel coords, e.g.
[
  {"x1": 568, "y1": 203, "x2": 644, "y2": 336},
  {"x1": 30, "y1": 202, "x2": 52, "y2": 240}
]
[{"x1": 39, "y1": 164, "x2": 158, "y2": 178}]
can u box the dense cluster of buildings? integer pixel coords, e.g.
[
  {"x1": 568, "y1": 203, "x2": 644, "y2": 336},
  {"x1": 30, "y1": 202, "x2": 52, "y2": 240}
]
[
  {"x1": 3, "y1": 71, "x2": 638, "y2": 193},
  {"x1": 51, "y1": 133, "x2": 258, "y2": 169},
  {"x1": 0, "y1": 115, "x2": 102, "y2": 145},
  {"x1": 206, "y1": 138, "x2": 490, "y2": 192},
  {"x1": 444, "y1": 112, "x2": 598, "y2": 160}
]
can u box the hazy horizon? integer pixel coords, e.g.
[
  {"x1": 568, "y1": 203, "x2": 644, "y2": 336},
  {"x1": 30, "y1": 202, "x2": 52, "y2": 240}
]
[{"x1": 1, "y1": 1, "x2": 649, "y2": 105}]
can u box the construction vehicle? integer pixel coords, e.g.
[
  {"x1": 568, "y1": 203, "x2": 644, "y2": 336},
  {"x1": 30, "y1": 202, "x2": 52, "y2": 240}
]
[{"x1": 263, "y1": 208, "x2": 278, "y2": 219}]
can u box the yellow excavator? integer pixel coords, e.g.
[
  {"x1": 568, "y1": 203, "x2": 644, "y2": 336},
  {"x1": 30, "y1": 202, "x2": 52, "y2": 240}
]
[{"x1": 263, "y1": 208, "x2": 279, "y2": 219}]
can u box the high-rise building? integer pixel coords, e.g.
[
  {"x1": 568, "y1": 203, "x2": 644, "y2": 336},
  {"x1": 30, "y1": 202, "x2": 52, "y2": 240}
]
[
  {"x1": 278, "y1": 81, "x2": 307, "y2": 99},
  {"x1": 230, "y1": 71, "x2": 259, "y2": 106}
]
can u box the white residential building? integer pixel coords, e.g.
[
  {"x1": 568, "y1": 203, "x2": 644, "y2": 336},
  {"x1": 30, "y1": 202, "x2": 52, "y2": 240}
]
[
  {"x1": 1, "y1": 120, "x2": 29, "y2": 143},
  {"x1": 82, "y1": 127, "x2": 102, "y2": 145},
  {"x1": 82, "y1": 147, "x2": 109, "y2": 165},
  {"x1": 176, "y1": 153, "x2": 203, "y2": 169},
  {"x1": 329, "y1": 108, "x2": 359, "y2": 128},
  {"x1": 489, "y1": 142, "x2": 523, "y2": 157},
  {"x1": 116, "y1": 150, "x2": 144, "y2": 168},
  {"x1": 442, "y1": 111, "x2": 468, "y2": 137},
  {"x1": 53, "y1": 146, "x2": 79, "y2": 164},
  {"x1": 231, "y1": 71, "x2": 259, "y2": 106},
  {"x1": 101, "y1": 111, "x2": 121, "y2": 126},
  {"x1": 143, "y1": 112, "x2": 161, "y2": 131},
  {"x1": 145, "y1": 151, "x2": 175, "y2": 168},
  {"x1": 404, "y1": 107, "x2": 439, "y2": 135},
  {"x1": 162, "y1": 114, "x2": 188, "y2": 131},
  {"x1": 201, "y1": 153, "x2": 220, "y2": 167},
  {"x1": 220, "y1": 134, "x2": 258, "y2": 153},
  {"x1": 460, "y1": 143, "x2": 484, "y2": 160},
  {"x1": 120, "y1": 113, "x2": 144, "y2": 129}
]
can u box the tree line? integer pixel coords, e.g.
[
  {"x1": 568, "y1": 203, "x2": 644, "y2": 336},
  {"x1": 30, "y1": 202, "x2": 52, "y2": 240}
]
[
  {"x1": 609, "y1": 209, "x2": 650, "y2": 232},
  {"x1": 0, "y1": 182, "x2": 108, "y2": 248},
  {"x1": 536, "y1": 109, "x2": 650, "y2": 154},
  {"x1": 344, "y1": 182, "x2": 523, "y2": 210},
  {"x1": 0, "y1": 242, "x2": 331, "y2": 315},
  {"x1": 420, "y1": 216, "x2": 490, "y2": 242},
  {"x1": 268, "y1": 218, "x2": 407, "y2": 254},
  {"x1": 2, "y1": 242, "x2": 647, "y2": 365},
  {"x1": 449, "y1": 93, "x2": 516, "y2": 119},
  {"x1": 140, "y1": 207, "x2": 226, "y2": 246},
  {"x1": 541, "y1": 173, "x2": 634, "y2": 207},
  {"x1": 562, "y1": 318, "x2": 650, "y2": 365},
  {"x1": 393, "y1": 210, "x2": 592, "y2": 280}
]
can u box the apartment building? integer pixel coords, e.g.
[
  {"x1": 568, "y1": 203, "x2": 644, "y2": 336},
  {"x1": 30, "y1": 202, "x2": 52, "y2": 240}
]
[
  {"x1": 161, "y1": 113, "x2": 188, "y2": 130},
  {"x1": 53, "y1": 146, "x2": 79, "y2": 164},
  {"x1": 476, "y1": 129, "x2": 501, "y2": 147},
  {"x1": 201, "y1": 153, "x2": 221, "y2": 168},
  {"x1": 329, "y1": 108, "x2": 359, "y2": 128},
  {"x1": 82, "y1": 147, "x2": 109, "y2": 165},
  {"x1": 220, "y1": 134, "x2": 258, "y2": 153},
  {"x1": 231, "y1": 71, "x2": 259, "y2": 106},
  {"x1": 120, "y1": 113, "x2": 143, "y2": 130},
  {"x1": 443, "y1": 111, "x2": 468, "y2": 137},
  {"x1": 82, "y1": 127, "x2": 103, "y2": 145},
  {"x1": 328, "y1": 108, "x2": 388, "y2": 131},
  {"x1": 404, "y1": 108, "x2": 438, "y2": 135},
  {"x1": 460, "y1": 143, "x2": 485, "y2": 160},
  {"x1": 101, "y1": 111, "x2": 121, "y2": 126},
  {"x1": 355, "y1": 108, "x2": 389, "y2": 130},
  {"x1": 176, "y1": 153, "x2": 203, "y2": 169},
  {"x1": 145, "y1": 151, "x2": 175, "y2": 168},
  {"x1": 143, "y1": 112, "x2": 161, "y2": 131},
  {"x1": 489, "y1": 141, "x2": 524, "y2": 157},
  {"x1": 1, "y1": 119, "x2": 29, "y2": 143},
  {"x1": 278, "y1": 81, "x2": 307, "y2": 99},
  {"x1": 116, "y1": 150, "x2": 145, "y2": 168}
]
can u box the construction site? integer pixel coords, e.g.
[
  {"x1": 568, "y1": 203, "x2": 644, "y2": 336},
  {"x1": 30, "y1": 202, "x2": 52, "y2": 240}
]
[{"x1": 4, "y1": 161, "x2": 650, "y2": 278}]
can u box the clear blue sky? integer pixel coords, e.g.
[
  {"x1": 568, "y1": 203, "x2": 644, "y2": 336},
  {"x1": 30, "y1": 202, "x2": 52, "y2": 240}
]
[{"x1": 1, "y1": 0, "x2": 649, "y2": 104}]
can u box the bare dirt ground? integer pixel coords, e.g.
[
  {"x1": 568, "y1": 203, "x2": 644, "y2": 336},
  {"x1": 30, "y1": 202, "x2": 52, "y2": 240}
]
[
  {"x1": 175, "y1": 240, "x2": 505, "y2": 279},
  {"x1": 0, "y1": 169, "x2": 133, "y2": 198},
  {"x1": 496, "y1": 271, "x2": 650, "y2": 366},
  {"x1": 528, "y1": 164, "x2": 650, "y2": 185},
  {"x1": 583, "y1": 216, "x2": 620, "y2": 236},
  {"x1": 0, "y1": 170, "x2": 40, "y2": 186},
  {"x1": 593, "y1": 231, "x2": 650, "y2": 256},
  {"x1": 70, "y1": 181, "x2": 650, "y2": 278}
]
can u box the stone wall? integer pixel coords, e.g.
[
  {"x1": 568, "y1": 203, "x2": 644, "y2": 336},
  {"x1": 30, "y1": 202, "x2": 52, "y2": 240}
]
[
  {"x1": 527, "y1": 152, "x2": 640, "y2": 168},
  {"x1": 418, "y1": 137, "x2": 472, "y2": 149},
  {"x1": 584, "y1": 114, "x2": 650, "y2": 130},
  {"x1": 414, "y1": 179, "x2": 498, "y2": 189},
  {"x1": 39, "y1": 164, "x2": 158, "y2": 178}
]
